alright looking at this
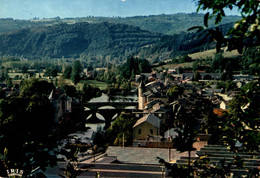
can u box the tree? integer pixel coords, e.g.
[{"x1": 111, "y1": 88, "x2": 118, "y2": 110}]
[
  {"x1": 63, "y1": 65, "x2": 72, "y2": 79},
  {"x1": 107, "y1": 113, "x2": 137, "y2": 146},
  {"x1": 172, "y1": 102, "x2": 200, "y2": 170},
  {"x1": 79, "y1": 82, "x2": 101, "y2": 102},
  {"x1": 221, "y1": 81, "x2": 260, "y2": 153},
  {"x1": 71, "y1": 61, "x2": 82, "y2": 84},
  {"x1": 0, "y1": 69, "x2": 9, "y2": 82},
  {"x1": 167, "y1": 85, "x2": 184, "y2": 102},
  {"x1": 138, "y1": 59, "x2": 151, "y2": 73},
  {"x1": 19, "y1": 78, "x2": 54, "y2": 98},
  {"x1": 44, "y1": 66, "x2": 58, "y2": 78},
  {"x1": 0, "y1": 79, "x2": 57, "y2": 176},
  {"x1": 63, "y1": 85, "x2": 78, "y2": 98},
  {"x1": 92, "y1": 127, "x2": 109, "y2": 148},
  {"x1": 193, "y1": 71, "x2": 202, "y2": 81},
  {"x1": 191, "y1": 0, "x2": 260, "y2": 53}
]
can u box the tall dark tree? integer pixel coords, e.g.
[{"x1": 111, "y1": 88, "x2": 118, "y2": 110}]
[
  {"x1": 193, "y1": 71, "x2": 202, "y2": 81},
  {"x1": 71, "y1": 61, "x2": 83, "y2": 84},
  {"x1": 63, "y1": 65, "x2": 72, "y2": 79}
]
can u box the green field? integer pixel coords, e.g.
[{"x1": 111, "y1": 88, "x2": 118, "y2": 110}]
[
  {"x1": 86, "y1": 80, "x2": 108, "y2": 90},
  {"x1": 7, "y1": 72, "x2": 108, "y2": 91},
  {"x1": 155, "y1": 62, "x2": 193, "y2": 70}
]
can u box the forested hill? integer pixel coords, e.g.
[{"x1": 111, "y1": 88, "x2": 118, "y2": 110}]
[
  {"x1": 0, "y1": 13, "x2": 241, "y2": 35},
  {"x1": 80, "y1": 13, "x2": 241, "y2": 35},
  {"x1": 0, "y1": 22, "x2": 161, "y2": 61},
  {"x1": 0, "y1": 14, "x2": 240, "y2": 65}
]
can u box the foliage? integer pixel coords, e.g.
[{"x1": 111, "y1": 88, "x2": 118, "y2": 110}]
[
  {"x1": 0, "y1": 14, "x2": 241, "y2": 36},
  {"x1": 0, "y1": 69, "x2": 9, "y2": 83},
  {"x1": 241, "y1": 46, "x2": 260, "y2": 75},
  {"x1": 71, "y1": 60, "x2": 83, "y2": 84},
  {"x1": 95, "y1": 57, "x2": 150, "y2": 93},
  {"x1": 222, "y1": 81, "x2": 260, "y2": 152},
  {"x1": 44, "y1": 66, "x2": 59, "y2": 77},
  {"x1": 166, "y1": 85, "x2": 184, "y2": 102},
  {"x1": 120, "y1": 57, "x2": 151, "y2": 79},
  {"x1": 63, "y1": 65, "x2": 72, "y2": 79},
  {"x1": 193, "y1": 0, "x2": 259, "y2": 53},
  {"x1": 172, "y1": 95, "x2": 214, "y2": 168},
  {"x1": 92, "y1": 127, "x2": 109, "y2": 148},
  {"x1": 193, "y1": 71, "x2": 202, "y2": 81},
  {"x1": 63, "y1": 85, "x2": 78, "y2": 98},
  {"x1": 192, "y1": 47, "x2": 259, "y2": 75},
  {"x1": 0, "y1": 16, "x2": 241, "y2": 66},
  {"x1": 179, "y1": 55, "x2": 192, "y2": 63},
  {"x1": 0, "y1": 22, "x2": 160, "y2": 65},
  {"x1": 0, "y1": 79, "x2": 57, "y2": 176},
  {"x1": 79, "y1": 82, "x2": 101, "y2": 102},
  {"x1": 19, "y1": 78, "x2": 55, "y2": 98},
  {"x1": 107, "y1": 113, "x2": 137, "y2": 146},
  {"x1": 59, "y1": 144, "x2": 82, "y2": 178}
]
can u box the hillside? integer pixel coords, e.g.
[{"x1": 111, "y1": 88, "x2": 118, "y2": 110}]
[
  {"x1": 0, "y1": 22, "x2": 161, "y2": 64},
  {"x1": 80, "y1": 13, "x2": 241, "y2": 35},
  {"x1": 0, "y1": 14, "x2": 241, "y2": 66},
  {"x1": 0, "y1": 21, "x2": 237, "y2": 66},
  {"x1": 0, "y1": 13, "x2": 241, "y2": 35},
  {"x1": 188, "y1": 48, "x2": 241, "y2": 60}
]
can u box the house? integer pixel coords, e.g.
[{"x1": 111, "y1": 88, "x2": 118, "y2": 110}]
[
  {"x1": 49, "y1": 88, "x2": 73, "y2": 123},
  {"x1": 200, "y1": 73, "x2": 221, "y2": 80},
  {"x1": 233, "y1": 74, "x2": 253, "y2": 81},
  {"x1": 135, "y1": 72, "x2": 159, "y2": 82},
  {"x1": 133, "y1": 114, "x2": 161, "y2": 141},
  {"x1": 220, "y1": 100, "x2": 229, "y2": 109}
]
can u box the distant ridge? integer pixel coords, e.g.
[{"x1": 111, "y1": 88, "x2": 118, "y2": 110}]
[
  {"x1": 0, "y1": 13, "x2": 241, "y2": 35},
  {"x1": 0, "y1": 22, "x2": 161, "y2": 62},
  {"x1": 0, "y1": 13, "x2": 241, "y2": 65}
]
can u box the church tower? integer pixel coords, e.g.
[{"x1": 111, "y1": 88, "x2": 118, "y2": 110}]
[{"x1": 138, "y1": 80, "x2": 146, "y2": 110}]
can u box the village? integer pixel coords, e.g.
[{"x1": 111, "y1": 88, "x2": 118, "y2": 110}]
[
  {"x1": 0, "y1": 0, "x2": 259, "y2": 177},
  {"x1": 39, "y1": 66, "x2": 259, "y2": 177},
  {"x1": 0, "y1": 56, "x2": 259, "y2": 177}
]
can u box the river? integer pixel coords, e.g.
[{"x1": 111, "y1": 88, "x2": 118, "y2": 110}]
[{"x1": 63, "y1": 92, "x2": 137, "y2": 145}]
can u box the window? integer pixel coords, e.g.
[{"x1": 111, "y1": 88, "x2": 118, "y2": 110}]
[
  {"x1": 150, "y1": 129, "x2": 153, "y2": 134},
  {"x1": 138, "y1": 129, "x2": 141, "y2": 134}
]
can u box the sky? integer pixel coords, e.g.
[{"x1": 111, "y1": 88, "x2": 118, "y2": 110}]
[{"x1": 0, "y1": 0, "x2": 240, "y2": 20}]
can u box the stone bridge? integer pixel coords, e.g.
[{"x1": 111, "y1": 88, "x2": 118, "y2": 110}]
[{"x1": 84, "y1": 102, "x2": 138, "y2": 129}]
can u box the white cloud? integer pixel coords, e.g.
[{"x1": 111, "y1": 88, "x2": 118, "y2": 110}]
[{"x1": 121, "y1": 0, "x2": 126, "y2": 2}]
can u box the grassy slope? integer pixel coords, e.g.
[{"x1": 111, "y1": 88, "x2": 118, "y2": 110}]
[
  {"x1": 155, "y1": 62, "x2": 193, "y2": 70},
  {"x1": 154, "y1": 48, "x2": 241, "y2": 70},
  {"x1": 188, "y1": 48, "x2": 241, "y2": 59},
  {"x1": 86, "y1": 80, "x2": 108, "y2": 90}
]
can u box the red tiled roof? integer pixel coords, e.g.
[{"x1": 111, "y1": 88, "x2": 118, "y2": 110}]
[{"x1": 213, "y1": 109, "x2": 228, "y2": 117}]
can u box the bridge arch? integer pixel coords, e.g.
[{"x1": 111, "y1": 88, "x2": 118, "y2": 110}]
[
  {"x1": 98, "y1": 106, "x2": 116, "y2": 110},
  {"x1": 84, "y1": 101, "x2": 138, "y2": 129}
]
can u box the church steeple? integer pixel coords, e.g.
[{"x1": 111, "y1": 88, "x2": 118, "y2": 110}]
[
  {"x1": 138, "y1": 80, "x2": 146, "y2": 110},
  {"x1": 138, "y1": 80, "x2": 145, "y2": 96}
]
